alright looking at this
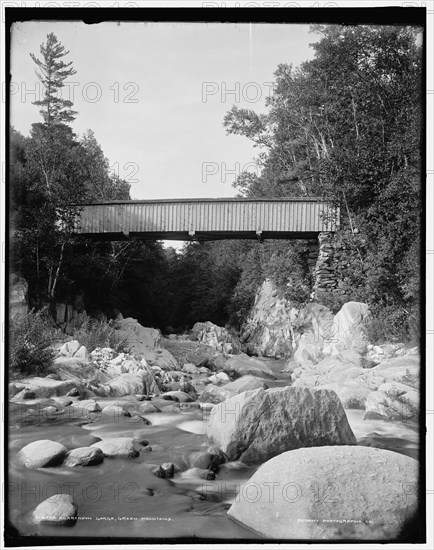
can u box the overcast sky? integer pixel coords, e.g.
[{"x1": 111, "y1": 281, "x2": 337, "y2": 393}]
[{"x1": 10, "y1": 20, "x2": 318, "y2": 200}]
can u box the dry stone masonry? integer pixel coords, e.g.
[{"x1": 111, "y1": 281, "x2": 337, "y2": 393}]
[{"x1": 314, "y1": 231, "x2": 338, "y2": 297}]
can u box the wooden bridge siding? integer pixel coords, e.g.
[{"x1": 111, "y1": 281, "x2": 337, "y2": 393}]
[{"x1": 76, "y1": 200, "x2": 338, "y2": 237}]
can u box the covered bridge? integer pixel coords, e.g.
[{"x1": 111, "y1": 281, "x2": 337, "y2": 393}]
[{"x1": 74, "y1": 197, "x2": 339, "y2": 241}]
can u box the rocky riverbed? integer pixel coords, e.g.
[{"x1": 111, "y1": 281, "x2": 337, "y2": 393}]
[{"x1": 8, "y1": 307, "x2": 421, "y2": 541}]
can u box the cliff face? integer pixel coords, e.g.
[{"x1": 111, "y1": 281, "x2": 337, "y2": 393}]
[
  {"x1": 10, "y1": 273, "x2": 28, "y2": 319},
  {"x1": 240, "y1": 279, "x2": 338, "y2": 360},
  {"x1": 240, "y1": 279, "x2": 298, "y2": 358}
]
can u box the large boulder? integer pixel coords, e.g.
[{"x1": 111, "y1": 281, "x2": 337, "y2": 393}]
[
  {"x1": 291, "y1": 302, "x2": 335, "y2": 367},
  {"x1": 185, "y1": 351, "x2": 215, "y2": 368},
  {"x1": 142, "y1": 348, "x2": 179, "y2": 371},
  {"x1": 323, "y1": 301, "x2": 370, "y2": 356},
  {"x1": 207, "y1": 387, "x2": 356, "y2": 464},
  {"x1": 224, "y1": 354, "x2": 276, "y2": 380},
  {"x1": 290, "y1": 352, "x2": 420, "y2": 413},
  {"x1": 74, "y1": 345, "x2": 90, "y2": 361},
  {"x1": 199, "y1": 376, "x2": 267, "y2": 405},
  {"x1": 315, "y1": 380, "x2": 373, "y2": 410},
  {"x1": 186, "y1": 449, "x2": 225, "y2": 470},
  {"x1": 64, "y1": 446, "x2": 104, "y2": 467},
  {"x1": 51, "y1": 356, "x2": 105, "y2": 385},
  {"x1": 10, "y1": 377, "x2": 80, "y2": 400},
  {"x1": 365, "y1": 343, "x2": 418, "y2": 366},
  {"x1": 92, "y1": 370, "x2": 158, "y2": 398},
  {"x1": 359, "y1": 356, "x2": 420, "y2": 390},
  {"x1": 199, "y1": 384, "x2": 233, "y2": 404},
  {"x1": 191, "y1": 321, "x2": 238, "y2": 354},
  {"x1": 182, "y1": 363, "x2": 201, "y2": 375},
  {"x1": 208, "y1": 372, "x2": 230, "y2": 385},
  {"x1": 222, "y1": 375, "x2": 267, "y2": 395},
  {"x1": 291, "y1": 355, "x2": 368, "y2": 408},
  {"x1": 114, "y1": 318, "x2": 160, "y2": 355},
  {"x1": 58, "y1": 340, "x2": 81, "y2": 358},
  {"x1": 139, "y1": 402, "x2": 161, "y2": 414},
  {"x1": 89, "y1": 354, "x2": 160, "y2": 397},
  {"x1": 91, "y1": 437, "x2": 139, "y2": 458},
  {"x1": 32, "y1": 494, "x2": 78, "y2": 526},
  {"x1": 364, "y1": 381, "x2": 419, "y2": 421},
  {"x1": 160, "y1": 390, "x2": 194, "y2": 403},
  {"x1": 228, "y1": 446, "x2": 418, "y2": 540},
  {"x1": 91, "y1": 347, "x2": 117, "y2": 363},
  {"x1": 16, "y1": 440, "x2": 67, "y2": 469}
]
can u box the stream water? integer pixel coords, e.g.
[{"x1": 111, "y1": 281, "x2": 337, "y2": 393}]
[{"x1": 7, "y1": 358, "x2": 420, "y2": 541}]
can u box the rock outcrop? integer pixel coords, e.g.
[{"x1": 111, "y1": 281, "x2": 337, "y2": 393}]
[
  {"x1": 292, "y1": 353, "x2": 420, "y2": 413},
  {"x1": 228, "y1": 446, "x2": 419, "y2": 540},
  {"x1": 207, "y1": 386, "x2": 356, "y2": 464},
  {"x1": 9, "y1": 273, "x2": 28, "y2": 319},
  {"x1": 114, "y1": 317, "x2": 161, "y2": 355},
  {"x1": 239, "y1": 282, "x2": 367, "y2": 363},
  {"x1": 47, "y1": 349, "x2": 162, "y2": 398},
  {"x1": 291, "y1": 302, "x2": 335, "y2": 368},
  {"x1": 288, "y1": 300, "x2": 420, "y2": 417},
  {"x1": 91, "y1": 370, "x2": 159, "y2": 398},
  {"x1": 10, "y1": 378, "x2": 80, "y2": 400},
  {"x1": 50, "y1": 300, "x2": 87, "y2": 335},
  {"x1": 366, "y1": 343, "x2": 418, "y2": 366},
  {"x1": 323, "y1": 301, "x2": 370, "y2": 356},
  {"x1": 240, "y1": 279, "x2": 297, "y2": 358},
  {"x1": 364, "y1": 381, "x2": 419, "y2": 421}
]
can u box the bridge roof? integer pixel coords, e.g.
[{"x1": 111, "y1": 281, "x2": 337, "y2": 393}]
[
  {"x1": 75, "y1": 197, "x2": 339, "y2": 241},
  {"x1": 78, "y1": 196, "x2": 326, "y2": 206}
]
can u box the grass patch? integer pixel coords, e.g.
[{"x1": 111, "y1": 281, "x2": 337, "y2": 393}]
[{"x1": 72, "y1": 316, "x2": 127, "y2": 353}]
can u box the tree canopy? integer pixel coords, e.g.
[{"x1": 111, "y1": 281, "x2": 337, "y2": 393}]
[
  {"x1": 10, "y1": 26, "x2": 423, "y2": 341},
  {"x1": 30, "y1": 33, "x2": 77, "y2": 127},
  {"x1": 187, "y1": 24, "x2": 422, "y2": 340}
]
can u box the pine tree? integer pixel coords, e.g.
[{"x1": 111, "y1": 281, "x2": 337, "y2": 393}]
[{"x1": 30, "y1": 33, "x2": 77, "y2": 126}]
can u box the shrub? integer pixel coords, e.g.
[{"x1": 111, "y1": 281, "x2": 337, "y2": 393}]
[
  {"x1": 72, "y1": 316, "x2": 126, "y2": 353},
  {"x1": 9, "y1": 308, "x2": 57, "y2": 377},
  {"x1": 363, "y1": 305, "x2": 418, "y2": 345},
  {"x1": 316, "y1": 292, "x2": 349, "y2": 315}
]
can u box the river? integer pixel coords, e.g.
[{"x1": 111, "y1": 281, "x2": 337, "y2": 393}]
[{"x1": 7, "y1": 358, "x2": 419, "y2": 541}]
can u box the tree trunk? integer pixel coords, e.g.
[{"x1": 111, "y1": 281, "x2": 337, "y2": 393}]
[
  {"x1": 36, "y1": 237, "x2": 40, "y2": 280},
  {"x1": 50, "y1": 241, "x2": 66, "y2": 299}
]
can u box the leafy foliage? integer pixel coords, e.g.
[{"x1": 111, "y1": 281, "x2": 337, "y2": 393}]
[
  {"x1": 221, "y1": 24, "x2": 422, "y2": 342},
  {"x1": 9, "y1": 309, "x2": 57, "y2": 377},
  {"x1": 163, "y1": 239, "x2": 311, "y2": 332},
  {"x1": 11, "y1": 33, "x2": 132, "y2": 304},
  {"x1": 72, "y1": 317, "x2": 127, "y2": 353},
  {"x1": 164, "y1": 241, "x2": 242, "y2": 330},
  {"x1": 10, "y1": 27, "x2": 422, "y2": 345}
]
